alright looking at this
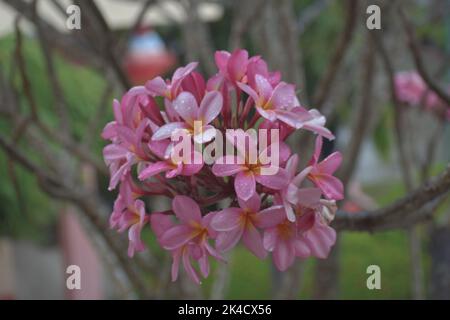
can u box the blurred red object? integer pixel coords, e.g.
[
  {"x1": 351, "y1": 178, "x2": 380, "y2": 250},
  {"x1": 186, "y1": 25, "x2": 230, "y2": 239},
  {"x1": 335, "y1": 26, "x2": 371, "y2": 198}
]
[{"x1": 124, "y1": 27, "x2": 177, "y2": 85}]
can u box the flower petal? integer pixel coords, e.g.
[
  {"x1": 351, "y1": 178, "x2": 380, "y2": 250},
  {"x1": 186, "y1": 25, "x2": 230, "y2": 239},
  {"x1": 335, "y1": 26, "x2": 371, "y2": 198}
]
[
  {"x1": 237, "y1": 193, "x2": 261, "y2": 213},
  {"x1": 234, "y1": 171, "x2": 256, "y2": 201},
  {"x1": 182, "y1": 248, "x2": 201, "y2": 284},
  {"x1": 242, "y1": 223, "x2": 267, "y2": 259},
  {"x1": 216, "y1": 227, "x2": 244, "y2": 252},
  {"x1": 193, "y1": 125, "x2": 217, "y2": 144},
  {"x1": 180, "y1": 163, "x2": 204, "y2": 176},
  {"x1": 227, "y1": 49, "x2": 248, "y2": 81},
  {"x1": 215, "y1": 50, "x2": 230, "y2": 73},
  {"x1": 171, "y1": 249, "x2": 182, "y2": 282},
  {"x1": 269, "y1": 82, "x2": 296, "y2": 109},
  {"x1": 263, "y1": 228, "x2": 278, "y2": 251},
  {"x1": 255, "y1": 206, "x2": 286, "y2": 229},
  {"x1": 172, "y1": 195, "x2": 202, "y2": 223},
  {"x1": 211, "y1": 208, "x2": 242, "y2": 231},
  {"x1": 152, "y1": 122, "x2": 187, "y2": 141},
  {"x1": 255, "y1": 74, "x2": 273, "y2": 101},
  {"x1": 255, "y1": 167, "x2": 289, "y2": 190},
  {"x1": 160, "y1": 225, "x2": 195, "y2": 250},
  {"x1": 150, "y1": 213, "x2": 174, "y2": 238},
  {"x1": 273, "y1": 239, "x2": 295, "y2": 271},
  {"x1": 317, "y1": 152, "x2": 342, "y2": 175},
  {"x1": 199, "y1": 91, "x2": 223, "y2": 124},
  {"x1": 310, "y1": 173, "x2": 344, "y2": 200},
  {"x1": 294, "y1": 239, "x2": 311, "y2": 258},
  {"x1": 145, "y1": 77, "x2": 167, "y2": 96},
  {"x1": 212, "y1": 156, "x2": 246, "y2": 176},
  {"x1": 138, "y1": 161, "x2": 173, "y2": 180},
  {"x1": 172, "y1": 92, "x2": 198, "y2": 125}
]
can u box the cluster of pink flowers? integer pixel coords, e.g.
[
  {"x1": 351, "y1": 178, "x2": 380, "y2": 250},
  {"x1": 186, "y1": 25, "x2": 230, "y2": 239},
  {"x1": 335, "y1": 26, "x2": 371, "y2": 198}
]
[
  {"x1": 394, "y1": 71, "x2": 450, "y2": 121},
  {"x1": 102, "y1": 49, "x2": 344, "y2": 284}
]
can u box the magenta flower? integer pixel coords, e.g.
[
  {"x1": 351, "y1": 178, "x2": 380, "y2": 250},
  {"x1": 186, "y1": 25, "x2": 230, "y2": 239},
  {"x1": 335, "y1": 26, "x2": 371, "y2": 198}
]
[
  {"x1": 211, "y1": 194, "x2": 285, "y2": 258},
  {"x1": 395, "y1": 71, "x2": 450, "y2": 122},
  {"x1": 138, "y1": 140, "x2": 203, "y2": 180},
  {"x1": 215, "y1": 49, "x2": 249, "y2": 84},
  {"x1": 102, "y1": 119, "x2": 149, "y2": 190},
  {"x1": 151, "y1": 196, "x2": 223, "y2": 284},
  {"x1": 279, "y1": 154, "x2": 322, "y2": 222},
  {"x1": 152, "y1": 91, "x2": 223, "y2": 144},
  {"x1": 145, "y1": 62, "x2": 198, "y2": 101},
  {"x1": 212, "y1": 130, "x2": 289, "y2": 201},
  {"x1": 264, "y1": 209, "x2": 336, "y2": 271},
  {"x1": 394, "y1": 71, "x2": 427, "y2": 106},
  {"x1": 308, "y1": 136, "x2": 344, "y2": 200},
  {"x1": 238, "y1": 75, "x2": 301, "y2": 126},
  {"x1": 102, "y1": 49, "x2": 344, "y2": 284},
  {"x1": 111, "y1": 195, "x2": 149, "y2": 257}
]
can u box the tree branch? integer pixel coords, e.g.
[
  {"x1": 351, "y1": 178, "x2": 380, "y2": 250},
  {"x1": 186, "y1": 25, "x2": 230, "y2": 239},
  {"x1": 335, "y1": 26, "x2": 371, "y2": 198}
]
[
  {"x1": 312, "y1": 0, "x2": 358, "y2": 110},
  {"x1": 398, "y1": 8, "x2": 450, "y2": 107},
  {"x1": 334, "y1": 165, "x2": 450, "y2": 231}
]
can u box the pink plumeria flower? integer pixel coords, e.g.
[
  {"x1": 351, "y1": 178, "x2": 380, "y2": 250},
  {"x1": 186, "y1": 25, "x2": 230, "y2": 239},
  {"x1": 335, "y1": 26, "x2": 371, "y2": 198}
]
[
  {"x1": 111, "y1": 197, "x2": 149, "y2": 257},
  {"x1": 138, "y1": 140, "x2": 203, "y2": 180},
  {"x1": 155, "y1": 196, "x2": 223, "y2": 284},
  {"x1": 394, "y1": 71, "x2": 427, "y2": 106},
  {"x1": 295, "y1": 209, "x2": 337, "y2": 259},
  {"x1": 180, "y1": 71, "x2": 206, "y2": 104},
  {"x1": 246, "y1": 55, "x2": 281, "y2": 89},
  {"x1": 289, "y1": 106, "x2": 335, "y2": 139},
  {"x1": 238, "y1": 74, "x2": 302, "y2": 127},
  {"x1": 145, "y1": 62, "x2": 198, "y2": 101},
  {"x1": 109, "y1": 174, "x2": 145, "y2": 229},
  {"x1": 150, "y1": 212, "x2": 181, "y2": 281},
  {"x1": 152, "y1": 91, "x2": 223, "y2": 144},
  {"x1": 263, "y1": 208, "x2": 336, "y2": 271},
  {"x1": 279, "y1": 155, "x2": 322, "y2": 222},
  {"x1": 211, "y1": 194, "x2": 285, "y2": 258},
  {"x1": 215, "y1": 49, "x2": 249, "y2": 84},
  {"x1": 102, "y1": 86, "x2": 152, "y2": 141},
  {"x1": 215, "y1": 49, "x2": 281, "y2": 88},
  {"x1": 212, "y1": 130, "x2": 289, "y2": 201},
  {"x1": 308, "y1": 136, "x2": 344, "y2": 200},
  {"x1": 103, "y1": 119, "x2": 149, "y2": 190}
]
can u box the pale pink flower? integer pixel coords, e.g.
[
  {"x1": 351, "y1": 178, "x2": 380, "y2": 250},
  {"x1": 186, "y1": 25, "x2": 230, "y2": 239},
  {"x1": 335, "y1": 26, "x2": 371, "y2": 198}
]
[
  {"x1": 211, "y1": 194, "x2": 285, "y2": 258},
  {"x1": 111, "y1": 196, "x2": 149, "y2": 257},
  {"x1": 145, "y1": 62, "x2": 198, "y2": 101},
  {"x1": 215, "y1": 49, "x2": 249, "y2": 83},
  {"x1": 279, "y1": 154, "x2": 321, "y2": 222},
  {"x1": 394, "y1": 71, "x2": 427, "y2": 106},
  {"x1": 103, "y1": 119, "x2": 149, "y2": 190},
  {"x1": 153, "y1": 196, "x2": 223, "y2": 284},
  {"x1": 152, "y1": 91, "x2": 223, "y2": 144},
  {"x1": 263, "y1": 209, "x2": 336, "y2": 271},
  {"x1": 180, "y1": 71, "x2": 206, "y2": 104},
  {"x1": 238, "y1": 74, "x2": 301, "y2": 126},
  {"x1": 308, "y1": 136, "x2": 344, "y2": 200},
  {"x1": 212, "y1": 130, "x2": 289, "y2": 201},
  {"x1": 138, "y1": 140, "x2": 203, "y2": 180}
]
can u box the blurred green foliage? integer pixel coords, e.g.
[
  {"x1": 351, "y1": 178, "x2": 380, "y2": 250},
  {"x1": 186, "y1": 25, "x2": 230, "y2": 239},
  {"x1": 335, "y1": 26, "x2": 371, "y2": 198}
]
[{"x1": 0, "y1": 35, "x2": 111, "y2": 242}]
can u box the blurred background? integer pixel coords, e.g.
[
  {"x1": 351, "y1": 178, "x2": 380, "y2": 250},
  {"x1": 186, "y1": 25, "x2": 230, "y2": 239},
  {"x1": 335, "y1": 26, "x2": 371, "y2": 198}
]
[{"x1": 0, "y1": 0, "x2": 449, "y2": 299}]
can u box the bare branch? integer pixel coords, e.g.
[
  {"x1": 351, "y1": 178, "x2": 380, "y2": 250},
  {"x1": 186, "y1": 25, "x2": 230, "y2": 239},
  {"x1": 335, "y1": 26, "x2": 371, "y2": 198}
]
[
  {"x1": 398, "y1": 8, "x2": 450, "y2": 107},
  {"x1": 334, "y1": 165, "x2": 450, "y2": 231},
  {"x1": 338, "y1": 32, "x2": 376, "y2": 187},
  {"x1": 313, "y1": 0, "x2": 358, "y2": 110}
]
